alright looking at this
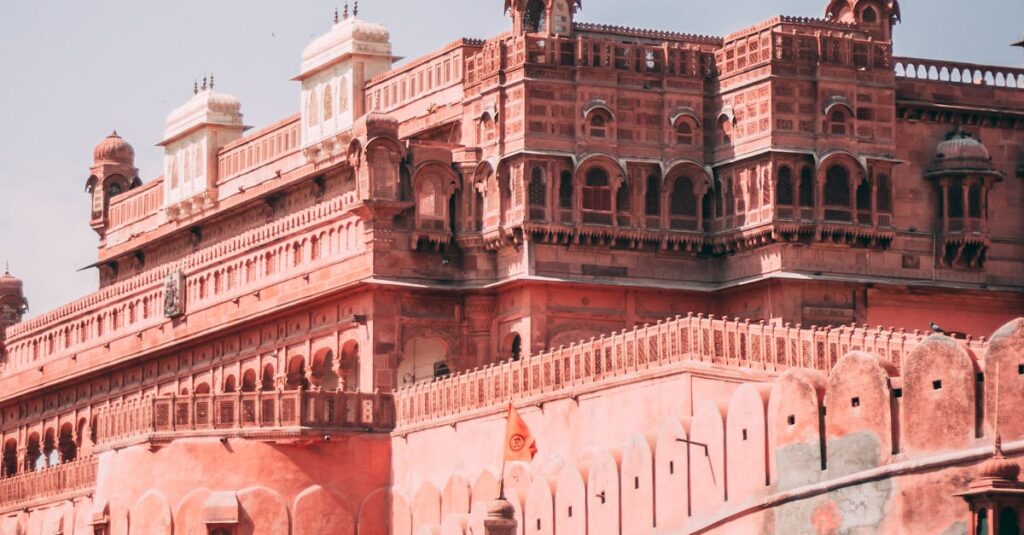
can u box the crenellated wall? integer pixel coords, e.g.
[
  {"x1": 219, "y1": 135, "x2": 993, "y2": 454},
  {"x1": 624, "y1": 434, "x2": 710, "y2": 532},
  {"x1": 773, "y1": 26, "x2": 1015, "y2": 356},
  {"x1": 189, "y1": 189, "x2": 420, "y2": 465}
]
[{"x1": 390, "y1": 318, "x2": 1024, "y2": 535}]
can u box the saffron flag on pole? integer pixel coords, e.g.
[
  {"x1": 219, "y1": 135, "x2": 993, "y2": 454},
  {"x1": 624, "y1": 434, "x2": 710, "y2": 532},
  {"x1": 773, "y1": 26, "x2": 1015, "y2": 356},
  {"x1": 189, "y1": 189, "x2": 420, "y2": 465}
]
[{"x1": 502, "y1": 403, "x2": 537, "y2": 462}]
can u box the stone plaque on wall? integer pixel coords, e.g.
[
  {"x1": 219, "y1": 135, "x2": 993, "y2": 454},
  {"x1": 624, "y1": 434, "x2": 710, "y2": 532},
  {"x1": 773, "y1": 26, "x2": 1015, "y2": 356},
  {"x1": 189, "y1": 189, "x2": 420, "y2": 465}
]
[{"x1": 164, "y1": 271, "x2": 185, "y2": 318}]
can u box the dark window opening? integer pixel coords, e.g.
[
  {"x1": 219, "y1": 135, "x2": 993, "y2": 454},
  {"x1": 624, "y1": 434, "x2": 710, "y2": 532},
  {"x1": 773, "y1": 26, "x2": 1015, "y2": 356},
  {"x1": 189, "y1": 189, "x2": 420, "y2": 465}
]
[
  {"x1": 828, "y1": 109, "x2": 849, "y2": 136},
  {"x1": 634, "y1": 476, "x2": 640, "y2": 489},
  {"x1": 676, "y1": 121, "x2": 694, "y2": 145},
  {"x1": 851, "y1": 397, "x2": 861, "y2": 408},
  {"x1": 799, "y1": 167, "x2": 815, "y2": 208},
  {"x1": 893, "y1": 388, "x2": 903, "y2": 399},
  {"x1": 669, "y1": 460, "x2": 675, "y2": 474},
  {"x1": 511, "y1": 335, "x2": 522, "y2": 361},
  {"x1": 787, "y1": 415, "x2": 796, "y2": 426},
  {"x1": 949, "y1": 184, "x2": 964, "y2": 218},
  {"x1": 876, "y1": 174, "x2": 892, "y2": 213},
  {"x1": 582, "y1": 167, "x2": 613, "y2": 222},
  {"x1": 589, "y1": 113, "x2": 608, "y2": 138},
  {"x1": 861, "y1": 6, "x2": 878, "y2": 23},
  {"x1": 433, "y1": 361, "x2": 451, "y2": 379},
  {"x1": 741, "y1": 429, "x2": 748, "y2": 441},
  {"x1": 968, "y1": 184, "x2": 983, "y2": 219},
  {"x1": 645, "y1": 175, "x2": 661, "y2": 216},
  {"x1": 776, "y1": 167, "x2": 794, "y2": 206},
  {"x1": 559, "y1": 171, "x2": 574, "y2": 209},
  {"x1": 933, "y1": 380, "x2": 943, "y2": 390}
]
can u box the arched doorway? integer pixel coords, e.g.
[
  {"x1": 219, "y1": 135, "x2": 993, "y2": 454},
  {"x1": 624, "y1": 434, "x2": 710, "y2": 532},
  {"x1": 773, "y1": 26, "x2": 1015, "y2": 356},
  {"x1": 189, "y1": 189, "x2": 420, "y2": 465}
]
[
  {"x1": 241, "y1": 369, "x2": 258, "y2": 392},
  {"x1": 58, "y1": 423, "x2": 76, "y2": 463},
  {"x1": 311, "y1": 349, "x2": 339, "y2": 391},
  {"x1": 399, "y1": 337, "x2": 450, "y2": 386},
  {"x1": 261, "y1": 363, "x2": 276, "y2": 391},
  {"x1": 340, "y1": 341, "x2": 361, "y2": 392},
  {"x1": 286, "y1": 356, "x2": 308, "y2": 390}
]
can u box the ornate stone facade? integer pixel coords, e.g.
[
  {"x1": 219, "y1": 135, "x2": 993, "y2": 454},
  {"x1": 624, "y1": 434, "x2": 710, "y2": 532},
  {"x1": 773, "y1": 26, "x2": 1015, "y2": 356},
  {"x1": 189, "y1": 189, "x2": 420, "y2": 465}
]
[{"x1": 0, "y1": 1, "x2": 1022, "y2": 533}]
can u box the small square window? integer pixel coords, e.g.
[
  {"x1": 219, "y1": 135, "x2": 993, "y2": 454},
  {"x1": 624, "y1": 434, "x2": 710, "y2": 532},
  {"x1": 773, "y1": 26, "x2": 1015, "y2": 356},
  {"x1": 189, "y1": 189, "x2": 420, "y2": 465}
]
[
  {"x1": 851, "y1": 397, "x2": 861, "y2": 408},
  {"x1": 933, "y1": 380, "x2": 943, "y2": 390},
  {"x1": 742, "y1": 429, "x2": 748, "y2": 441},
  {"x1": 977, "y1": 373, "x2": 985, "y2": 382},
  {"x1": 893, "y1": 388, "x2": 903, "y2": 399},
  {"x1": 1018, "y1": 364, "x2": 1024, "y2": 375},
  {"x1": 787, "y1": 415, "x2": 796, "y2": 426}
]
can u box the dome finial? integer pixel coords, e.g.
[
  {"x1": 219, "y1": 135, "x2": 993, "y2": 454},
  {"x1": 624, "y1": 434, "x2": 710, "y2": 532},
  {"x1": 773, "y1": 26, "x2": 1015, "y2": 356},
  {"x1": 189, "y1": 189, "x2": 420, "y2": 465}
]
[
  {"x1": 343, "y1": 3, "x2": 350, "y2": 20},
  {"x1": 3, "y1": 261, "x2": 9, "y2": 276},
  {"x1": 193, "y1": 79, "x2": 199, "y2": 95},
  {"x1": 353, "y1": 0, "x2": 359, "y2": 17},
  {"x1": 210, "y1": 73, "x2": 215, "y2": 90},
  {"x1": 202, "y1": 76, "x2": 208, "y2": 91},
  {"x1": 334, "y1": 7, "x2": 339, "y2": 23}
]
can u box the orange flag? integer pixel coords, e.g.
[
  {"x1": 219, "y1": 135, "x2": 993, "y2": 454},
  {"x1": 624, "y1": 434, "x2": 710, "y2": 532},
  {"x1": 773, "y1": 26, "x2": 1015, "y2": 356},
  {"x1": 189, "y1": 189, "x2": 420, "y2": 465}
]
[{"x1": 502, "y1": 403, "x2": 537, "y2": 462}]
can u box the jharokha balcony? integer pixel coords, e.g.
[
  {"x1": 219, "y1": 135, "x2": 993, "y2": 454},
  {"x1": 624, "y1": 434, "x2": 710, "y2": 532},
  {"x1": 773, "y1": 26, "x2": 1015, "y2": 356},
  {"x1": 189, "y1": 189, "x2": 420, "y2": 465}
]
[
  {"x1": 0, "y1": 457, "x2": 97, "y2": 513},
  {"x1": 94, "y1": 390, "x2": 395, "y2": 450}
]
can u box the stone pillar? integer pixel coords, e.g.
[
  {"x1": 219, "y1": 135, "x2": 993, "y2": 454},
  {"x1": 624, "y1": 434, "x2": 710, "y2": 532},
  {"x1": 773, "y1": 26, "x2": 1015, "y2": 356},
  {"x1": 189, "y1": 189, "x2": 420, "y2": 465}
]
[{"x1": 483, "y1": 499, "x2": 517, "y2": 535}]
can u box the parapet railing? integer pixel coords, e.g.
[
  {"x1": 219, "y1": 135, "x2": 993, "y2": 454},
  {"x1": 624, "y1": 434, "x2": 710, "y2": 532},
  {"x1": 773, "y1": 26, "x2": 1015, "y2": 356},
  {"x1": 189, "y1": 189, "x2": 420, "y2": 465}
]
[
  {"x1": 894, "y1": 57, "x2": 1024, "y2": 89},
  {"x1": 395, "y1": 314, "x2": 987, "y2": 428},
  {"x1": 0, "y1": 457, "x2": 97, "y2": 511},
  {"x1": 95, "y1": 390, "x2": 395, "y2": 447}
]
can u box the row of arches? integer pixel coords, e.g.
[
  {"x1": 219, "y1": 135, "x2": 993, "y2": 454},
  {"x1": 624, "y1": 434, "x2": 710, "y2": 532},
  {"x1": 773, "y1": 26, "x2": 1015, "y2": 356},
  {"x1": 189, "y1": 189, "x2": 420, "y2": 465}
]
[{"x1": 2, "y1": 420, "x2": 89, "y2": 477}]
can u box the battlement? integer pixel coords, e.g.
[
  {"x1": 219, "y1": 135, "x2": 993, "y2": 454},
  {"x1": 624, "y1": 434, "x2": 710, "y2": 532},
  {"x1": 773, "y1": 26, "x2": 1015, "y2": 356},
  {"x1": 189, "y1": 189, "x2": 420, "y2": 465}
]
[
  {"x1": 390, "y1": 318, "x2": 1024, "y2": 535},
  {"x1": 394, "y1": 313, "x2": 987, "y2": 431},
  {"x1": 895, "y1": 56, "x2": 1024, "y2": 90}
]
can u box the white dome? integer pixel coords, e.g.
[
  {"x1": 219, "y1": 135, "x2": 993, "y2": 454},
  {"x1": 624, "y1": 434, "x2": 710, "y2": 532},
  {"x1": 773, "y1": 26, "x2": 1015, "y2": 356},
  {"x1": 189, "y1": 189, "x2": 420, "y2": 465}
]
[
  {"x1": 162, "y1": 88, "x2": 244, "y2": 144},
  {"x1": 298, "y1": 17, "x2": 392, "y2": 79}
]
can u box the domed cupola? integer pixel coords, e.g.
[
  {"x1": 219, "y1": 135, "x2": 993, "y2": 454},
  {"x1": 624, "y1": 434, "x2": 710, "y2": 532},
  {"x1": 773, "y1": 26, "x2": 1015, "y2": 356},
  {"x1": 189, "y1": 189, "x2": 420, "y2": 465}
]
[
  {"x1": 506, "y1": 0, "x2": 582, "y2": 35},
  {"x1": 92, "y1": 131, "x2": 136, "y2": 166},
  {"x1": 924, "y1": 130, "x2": 1005, "y2": 270},
  {"x1": 85, "y1": 131, "x2": 142, "y2": 238},
  {"x1": 0, "y1": 266, "x2": 29, "y2": 328},
  {"x1": 159, "y1": 78, "x2": 246, "y2": 218},
  {"x1": 295, "y1": 4, "x2": 396, "y2": 160}
]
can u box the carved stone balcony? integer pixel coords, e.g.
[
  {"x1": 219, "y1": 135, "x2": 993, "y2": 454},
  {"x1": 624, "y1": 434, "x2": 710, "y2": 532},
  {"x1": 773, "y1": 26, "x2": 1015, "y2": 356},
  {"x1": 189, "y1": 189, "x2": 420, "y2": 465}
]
[
  {"x1": 95, "y1": 390, "x2": 395, "y2": 450},
  {"x1": 0, "y1": 457, "x2": 97, "y2": 512}
]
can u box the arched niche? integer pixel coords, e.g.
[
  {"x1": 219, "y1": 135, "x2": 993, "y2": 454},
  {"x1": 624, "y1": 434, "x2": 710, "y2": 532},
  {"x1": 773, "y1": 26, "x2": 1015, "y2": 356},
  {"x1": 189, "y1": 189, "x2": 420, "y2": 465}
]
[
  {"x1": 237, "y1": 486, "x2": 290, "y2": 535},
  {"x1": 825, "y1": 351, "x2": 897, "y2": 475},
  {"x1": 767, "y1": 369, "x2": 826, "y2": 490},
  {"x1": 725, "y1": 383, "x2": 771, "y2": 503},
  {"x1": 654, "y1": 419, "x2": 690, "y2": 530},
  {"x1": 442, "y1": 474, "x2": 472, "y2": 519},
  {"x1": 293, "y1": 485, "x2": 354, "y2": 535},
  {"x1": 311, "y1": 347, "x2": 340, "y2": 391},
  {"x1": 903, "y1": 335, "x2": 976, "y2": 452},
  {"x1": 128, "y1": 490, "x2": 172, "y2": 535},
  {"x1": 392, "y1": 490, "x2": 413, "y2": 535},
  {"x1": 620, "y1": 433, "x2": 655, "y2": 533},
  {"x1": 412, "y1": 482, "x2": 442, "y2": 533},
  {"x1": 587, "y1": 449, "x2": 621, "y2": 535},
  {"x1": 471, "y1": 469, "x2": 500, "y2": 512}
]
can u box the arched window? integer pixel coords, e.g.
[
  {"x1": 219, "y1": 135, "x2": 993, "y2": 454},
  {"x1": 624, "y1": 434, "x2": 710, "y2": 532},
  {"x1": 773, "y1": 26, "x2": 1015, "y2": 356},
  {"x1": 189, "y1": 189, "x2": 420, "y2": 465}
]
[
  {"x1": 400, "y1": 337, "x2": 450, "y2": 386},
  {"x1": 323, "y1": 84, "x2": 334, "y2": 121},
  {"x1": 714, "y1": 178, "x2": 724, "y2": 218},
  {"x1": 968, "y1": 183, "x2": 982, "y2": 219},
  {"x1": 824, "y1": 165, "x2": 852, "y2": 221},
  {"x1": 241, "y1": 369, "x2": 257, "y2": 392},
  {"x1": 999, "y1": 508, "x2": 1018, "y2": 535},
  {"x1": 223, "y1": 375, "x2": 237, "y2": 393},
  {"x1": 510, "y1": 335, "x2": 522, "y2": 361},
  {"x1": 675, "y1": 121, "x2": 694, "y2": 145},
  {"x1": 669, "y1": 176, "x2": 698, "y2": 230},
  {"x1": 261, "y1": 364, "x2": 275, "y2": 391},
  {"x1": 616, "y1": 178, "x2": 631, "y2": 226},
  {"x1": 776, "y1": 167, "x2": 795, "y2": 206},
  {"x1": 588, "y1": 112, "x2": 610, "y2": 138},
  {"x1": 559, "y1": 170, "x2": 574, "y2": 211},
  {"x1": 581, "y1": 167, "x2": 613, "y2": 224},
  {"x1": 861, "y1": 6, "x2": 878, "y2": 23},
  {"x1": 856, "y1": 178, "x2": 872, "y2": 223},
  {"x1": 307, "y1": 91, "x2": 320, "y2": 127},
  {"x1": 799, "y1": 166, "x2": 815, "y2": 210},
  {"x1": 528, "y1": 166, "x2": 546, "y2": 220},
  {"x1": 194, "y1": 382, "x2": 211, "y2": 395},
  {"x1": 3, "y1": 440, "x2": 17, "y2": 477},
  {"x1": 25, "y1": 433, "x2": 40, "y2": 472},
  {"x1": 341, "y1": 342, "x2": 360, "y2": 391},
  {"x1": 286, "y1": 356, "x2": 308, "y2": 390},
  {"x1": 523, "y1": 0, "x2": 547, "y2": 33},
  {"x1": 876, "y1": 174, "x2": 892, "y2": 213},
  {"x1": 645, "y1": 175, "x2": 661, "y2": 218},
  {"x1": 828, "y1": 109, "x2": 849, "y2": 136}
]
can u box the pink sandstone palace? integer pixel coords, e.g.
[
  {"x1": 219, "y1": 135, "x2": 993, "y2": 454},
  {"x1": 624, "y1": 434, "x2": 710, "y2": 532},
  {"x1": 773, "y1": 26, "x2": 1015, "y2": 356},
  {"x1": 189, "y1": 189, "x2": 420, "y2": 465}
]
[{"x1": 1, "y1": 0, "x2": 1023, "y2": 533}]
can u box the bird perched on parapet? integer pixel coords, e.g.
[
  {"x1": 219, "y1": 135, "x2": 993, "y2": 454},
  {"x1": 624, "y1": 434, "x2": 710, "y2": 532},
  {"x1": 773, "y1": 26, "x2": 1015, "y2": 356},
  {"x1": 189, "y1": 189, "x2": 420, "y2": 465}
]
[{"x1": 930, "y1": 322, "x2": 945, "y2": 334}]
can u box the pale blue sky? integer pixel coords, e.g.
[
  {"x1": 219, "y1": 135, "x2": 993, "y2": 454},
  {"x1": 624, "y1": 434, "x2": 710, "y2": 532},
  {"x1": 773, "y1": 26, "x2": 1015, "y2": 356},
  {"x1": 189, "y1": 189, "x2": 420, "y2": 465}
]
[{"x1": 0, "y1": 0, "x2": 1021, "y2": 316}]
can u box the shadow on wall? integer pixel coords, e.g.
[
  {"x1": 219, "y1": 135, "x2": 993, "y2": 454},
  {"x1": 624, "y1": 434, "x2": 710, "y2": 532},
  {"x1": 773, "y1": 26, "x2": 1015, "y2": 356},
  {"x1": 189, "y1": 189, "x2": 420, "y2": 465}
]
[{"x1": 391, "y1": 318, "x2": 1024, "y2": 535}]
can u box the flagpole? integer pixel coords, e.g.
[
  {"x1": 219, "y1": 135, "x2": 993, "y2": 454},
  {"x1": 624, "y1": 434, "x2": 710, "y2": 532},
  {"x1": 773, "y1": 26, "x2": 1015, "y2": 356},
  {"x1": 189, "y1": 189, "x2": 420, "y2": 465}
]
[{"x1": 498, "y1": 402, "x2": 509, "y2": 500}]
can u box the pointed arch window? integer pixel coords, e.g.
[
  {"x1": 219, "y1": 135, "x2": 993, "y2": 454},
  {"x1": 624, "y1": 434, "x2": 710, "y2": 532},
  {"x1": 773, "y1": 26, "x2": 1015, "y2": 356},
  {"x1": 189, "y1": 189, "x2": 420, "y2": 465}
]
[
  {"x1": 669, "y1": 175, "x2": 698, "y2": 230},
  {"x1": 828, "y1": 109, "x2": 849, "y2": 136},
  {"x1": 824, "y1": 165, "x2": 853, "y2": 221},
  {"x1": 307, "y1": 91, "x2": 320, "y2": 127},
  {"x1": 799, "y1": 166, "x2": 815, "y2": 217},
  {"x1": 528, "y1": 166, "x2": 546, "y2": 221},
  {"x1": 616, "y1": 177, "x2": 631, "y2": 226},
  {"x1": 645, "y1": 175, "x2": 661, "y2": 217},
  {"x1": 776, "y1": 166, "x2": 795, "y2": 218},
  {"x1": 582, "y1": 167, "x2": 612, "y2": 224},
  {"x1": 675, "y1": 120, "x2": 694, "y2": 145},
  {"x1": 323, "y1": 84, "x2": 334, "y2": 121},
  {"x1": 861, "y1": 6, "x2": 878, "y2": 23}
]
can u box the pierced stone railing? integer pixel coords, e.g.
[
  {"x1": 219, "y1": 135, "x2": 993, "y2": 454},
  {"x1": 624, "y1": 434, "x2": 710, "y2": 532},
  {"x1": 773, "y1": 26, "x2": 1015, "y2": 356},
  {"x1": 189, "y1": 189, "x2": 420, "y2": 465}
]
[
  {"x1": 895, "y1": 57, "x2": 1024, "y2": 89},
  {"x1": 95, "y1": 390, "x2": 394, "y2": 448},
  {"x1": 0, "y1": 456, "x2": 97, "y2": 511},
  {"x1": 395, "y1": 314, "x2": 988, "y2": 429}
]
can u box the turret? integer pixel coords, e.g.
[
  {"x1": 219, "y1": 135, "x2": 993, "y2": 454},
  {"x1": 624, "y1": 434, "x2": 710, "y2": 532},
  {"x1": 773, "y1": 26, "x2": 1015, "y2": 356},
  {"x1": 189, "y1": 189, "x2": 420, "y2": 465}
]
[
  {"x1": 296, "y1": 4, "x2": 395, "y2": 164},
  {"x1": 824, "y1": 0, "x2": 901, "y2": 41},
  {"x1": 505, "y1": 0, "x2": 581, "y2": 36},
  {"x1": 0, "y1": 267, "x2": 29, "y2": 363},
  {"x1": 85, "y1": 131, "x2": 141, "y2": 238},
  {"x1": 159, "y1": 78, "x2": 245, "y2": 220}
]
